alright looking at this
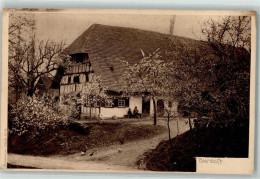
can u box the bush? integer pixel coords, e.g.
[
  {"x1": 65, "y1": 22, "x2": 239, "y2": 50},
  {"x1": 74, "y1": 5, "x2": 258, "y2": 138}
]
[
  {"x1": 68, "y1": 121, "x2": 91, "y2": 135},
  {"x1": 8, "y1": 95, "x2": 71, "y2": 138},
  {"x1": 140, "y1": 120, "x2": 249, "y2": 172},
  {"x1": 60, "y1": 94, "x2": 81, "y2": 119}
]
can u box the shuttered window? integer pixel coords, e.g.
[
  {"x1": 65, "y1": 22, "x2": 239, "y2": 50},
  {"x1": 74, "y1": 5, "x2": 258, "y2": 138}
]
[
  {"x1": 105, "y1": 100, "x2": 113, "y2": 107},
  {"x1": 104, "y1": 98, "x2": 129, "y2": 108},
  {"x1": 118, "y1": 99, "x2": 125, "y2": 108}
]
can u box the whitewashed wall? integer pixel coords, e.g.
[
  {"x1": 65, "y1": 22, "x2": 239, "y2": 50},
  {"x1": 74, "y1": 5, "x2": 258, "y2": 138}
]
[
  {"x1": 99, "y1": 107, "x2": 129, "y2": 118},
  {"x1": 81, "y1": 106, "x2": 128, "y2": 118},
  {"x1": 150, "y1": 98, "x2": 156, "y2": 116},
  {"x1": 79, "y1": 95, "x2": 143, "y2": 119}
]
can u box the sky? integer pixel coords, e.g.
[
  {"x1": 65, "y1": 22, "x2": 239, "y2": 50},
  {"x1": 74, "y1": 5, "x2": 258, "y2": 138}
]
[{"x1": 34, "y1": 13, "x2": 221, "y2": 46}]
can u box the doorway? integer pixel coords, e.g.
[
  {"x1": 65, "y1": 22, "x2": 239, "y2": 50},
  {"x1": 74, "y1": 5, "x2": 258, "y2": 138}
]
[
  {"x1": 142, "y1": 98, "x2": 150, "y2": 115},
  {"x1": 157, "y1": 99, "x2": 165, "y2": 117}
]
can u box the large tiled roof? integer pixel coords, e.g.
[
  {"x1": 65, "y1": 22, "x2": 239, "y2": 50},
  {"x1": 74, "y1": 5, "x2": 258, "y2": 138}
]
[{"x1": 61, "y1": 24, "x2": 204, "y2": 91}]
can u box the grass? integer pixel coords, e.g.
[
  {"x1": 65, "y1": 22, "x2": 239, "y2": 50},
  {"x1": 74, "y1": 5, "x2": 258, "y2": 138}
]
[
  {"x1": 138, "y1": 121, "x2": 249, "y2": 172},
  {"x1": 8, "y1": 120, "x2": 166, "y2": 156}
]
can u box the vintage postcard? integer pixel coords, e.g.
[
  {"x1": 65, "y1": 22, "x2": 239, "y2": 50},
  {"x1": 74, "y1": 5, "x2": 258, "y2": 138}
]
[{"x1": 0, "y1": 9, "x2": 256, "y2": 174}]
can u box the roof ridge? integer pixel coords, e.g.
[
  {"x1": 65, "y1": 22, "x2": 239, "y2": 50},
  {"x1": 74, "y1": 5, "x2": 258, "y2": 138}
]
[
  {"x1": 89, "y1": 23, "x2": 168, "y2": 37},
  {"x1": 86, "y1": 23, "x2": 200, "y2": 42}
]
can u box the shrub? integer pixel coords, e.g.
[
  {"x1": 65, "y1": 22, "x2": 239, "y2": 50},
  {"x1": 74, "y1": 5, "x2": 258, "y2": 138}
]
[
  {"x1": 68, "y1": 121, "x2": 91, "y2": 135},
  {"x1": 60, "y1": 94, "x2": 81, "y2": 119},
  {"x1": 8, "y1": 95, "x2": 71, "y2": 138}
]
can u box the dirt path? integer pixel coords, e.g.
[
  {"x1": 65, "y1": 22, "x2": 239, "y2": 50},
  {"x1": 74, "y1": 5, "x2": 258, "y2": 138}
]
[
  {"x1": 8, "y1": 153, "x2": 136, "y2": 171},
  {"x1": 54, "y1": 119, "x2": 189, "y2": 169},
  {"x1": 8, "y1": 119, "x2": 190, "y2": 170}
]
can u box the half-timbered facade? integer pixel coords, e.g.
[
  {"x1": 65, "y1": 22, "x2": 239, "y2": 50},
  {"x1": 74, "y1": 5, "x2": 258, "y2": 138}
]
[{"x1": 60, "y1": 53, "x2": 93, "y2": 95}]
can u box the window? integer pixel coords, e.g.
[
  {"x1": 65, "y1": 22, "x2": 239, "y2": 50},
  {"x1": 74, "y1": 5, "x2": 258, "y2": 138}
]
[
  {"x1": 68, "y1": 76, "x2": 71, "y2": 84},
  {"x1": 105, "y1": 100, "x2": 113, "y2": 107},
  {"x1": 118, "y1": 99, "x2": 125, "y2": 108},
  {"x1": 86, "y1": 74, "x2": 89, "y2": 82},
  {"x1": 76, "y1": 57, "x2": 83, "y2": 63},
  {"x1": 74, "y1": 76, "x2": 80, "y2": 83},
  {"x1": 168, "y1": 101, "x2": 173, "y2": 108}
]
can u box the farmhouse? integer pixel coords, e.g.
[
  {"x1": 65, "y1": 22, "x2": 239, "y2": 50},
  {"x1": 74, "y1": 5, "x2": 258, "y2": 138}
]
[{"x1": 59, "y1": 24, "x2": 200, "y2": 118}]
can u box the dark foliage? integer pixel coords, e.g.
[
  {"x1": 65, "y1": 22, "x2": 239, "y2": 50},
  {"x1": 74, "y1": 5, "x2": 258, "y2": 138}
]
[
  {"x1": 140, "y1": 121, "x2": 249, "y2": 172},
  {"x1": 66, "y1": 121, "x2": 91, "y2": 135}
]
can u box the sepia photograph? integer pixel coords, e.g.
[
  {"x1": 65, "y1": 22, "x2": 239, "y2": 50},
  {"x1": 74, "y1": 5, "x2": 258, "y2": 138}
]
[{"x1": 0, "y1": 9, "x2": 256, "y2": 174}]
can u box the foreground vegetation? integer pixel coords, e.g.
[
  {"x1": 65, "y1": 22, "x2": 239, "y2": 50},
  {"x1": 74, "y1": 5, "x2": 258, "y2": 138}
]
[
  {"x1": 138, "y1": 120, "x2": 249, "y2": 172},
  {"x1": 8, "y1": 121, "x2": 165, "y2": 156}
]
